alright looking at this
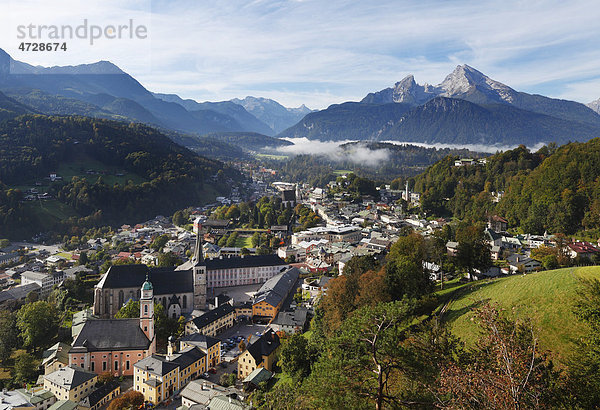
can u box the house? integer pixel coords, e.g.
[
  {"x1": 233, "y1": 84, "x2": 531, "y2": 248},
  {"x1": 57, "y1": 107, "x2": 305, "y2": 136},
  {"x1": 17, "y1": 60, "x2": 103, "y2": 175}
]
[
  {"x1": 77, "y1": 381, "x2": 120, "y2": 410},
  {"x1": 69, "y1": 278, "x2": 156, "y2": 376},
  {"x1": 488, "y1": 215, "x2": 508, "y2": 232},
  {"x1": 133, "y1": 345, "x2": 207, "y2": 405},
  {"x1": 506, "y1": 254, "x2": 541, "y2": 273},
  {"x1": 207, "y1": 394, "x2": 250, "y2": 410},
  {"x1": 42, "y1": 343, "x2": 71, "y2": 375},
  {"x1": 243, "y1": 368, "x2": 273, "y2": 391},
  {"x1": 252, "y1": 267, "x2": 300, "y2": 320},
  {"x1": 0, "y1": 388, "x2": 56, "y2": 410},
  {"x1": 269, "y1": 308, "x2": 308, "y2": 334},
  {"x1": 184, "y1": 303, "x2": 235, "y2": 338},
  {"x1": 237, "y1": 329, "x2": 280, "y2": 380},
  {"x1": 568, "y1": 241, "x2": 600, "y2": 260},
  {"x1": 21, "y1": 271, "x2": 64, "y2": 296},
  {"x1": 179, "y1": 380, "x2": 245, "y2": 409},
  {"x1": 446, "y1": 241, "x2": 459, "y2": 257},
  {"x1": 43, "y1": 366, "x2": 97, "y2": 402},
  {"x1": 178, "y1": 333, "x2": 221, "y2": 368},
  {"x1": 47, "y1": 400, "x2": 78, "y2": 410},
  {"x1": 0, "y1": 283, "x2": 41, "y2": 307}
]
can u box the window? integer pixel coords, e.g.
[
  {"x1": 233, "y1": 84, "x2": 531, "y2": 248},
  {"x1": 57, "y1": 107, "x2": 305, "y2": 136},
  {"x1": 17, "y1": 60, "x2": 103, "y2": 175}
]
[
  {"x1": 126, "y1": 361, "x2": 130, "y2": 370},
  {"x1": 103, "y1": 362, "x2": 107, "y2": 371},
  {"x1": 91, "y1": 362, "x2": 95, "y2": 371},
  {"x1": 115, "y1": 360, "x2": 119, "y2": 370},
  {"x1": 144, "y1": 304, "x2": 148, "y2": 314}
]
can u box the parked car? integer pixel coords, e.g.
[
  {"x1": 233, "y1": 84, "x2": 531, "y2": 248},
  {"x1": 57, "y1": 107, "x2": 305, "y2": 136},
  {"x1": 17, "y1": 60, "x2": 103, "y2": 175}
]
[
  {"x1": 209, "y1": 368, "x2": 217, "y2": 374},
  {"x1": 200, "y1": 372, "x2": 209, "y2": 379}
]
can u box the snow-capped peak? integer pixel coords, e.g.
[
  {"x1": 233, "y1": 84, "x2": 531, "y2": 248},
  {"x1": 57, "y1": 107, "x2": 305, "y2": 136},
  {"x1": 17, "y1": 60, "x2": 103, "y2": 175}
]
[{"x1": 588, "y1": 98, "x2": 600, "y2": 114}]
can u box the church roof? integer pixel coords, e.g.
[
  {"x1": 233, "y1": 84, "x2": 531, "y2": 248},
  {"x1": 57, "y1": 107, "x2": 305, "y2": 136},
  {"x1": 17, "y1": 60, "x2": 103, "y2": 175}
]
[
  {"x1": 97, "y1": 265, "x2": 193, "y2": 295},
  {"x1": 71, "y1": 319, "x2": 150, "y2": 353}
]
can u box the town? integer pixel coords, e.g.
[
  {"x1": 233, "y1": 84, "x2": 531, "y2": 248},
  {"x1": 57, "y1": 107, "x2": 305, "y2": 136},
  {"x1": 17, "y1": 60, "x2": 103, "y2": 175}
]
[{"x1": 2, "y1": 164, "x2": 599, "y2": 409}]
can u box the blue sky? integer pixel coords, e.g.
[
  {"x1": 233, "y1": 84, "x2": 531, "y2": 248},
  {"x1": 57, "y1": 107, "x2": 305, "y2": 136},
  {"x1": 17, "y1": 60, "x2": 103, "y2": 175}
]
[{"x1": 2, "y1": 0, "x2": 600, "y2": 108}]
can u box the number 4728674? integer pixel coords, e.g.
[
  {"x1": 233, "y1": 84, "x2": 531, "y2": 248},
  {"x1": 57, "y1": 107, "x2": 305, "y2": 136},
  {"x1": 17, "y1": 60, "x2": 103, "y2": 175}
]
[{"x1": 18, "y1": 43, "x2": 67, "y2": 51}]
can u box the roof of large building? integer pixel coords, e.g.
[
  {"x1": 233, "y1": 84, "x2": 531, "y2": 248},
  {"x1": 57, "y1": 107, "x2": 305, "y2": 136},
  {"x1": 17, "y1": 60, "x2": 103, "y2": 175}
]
[
  {"x1": 189, "y1": 304, "x2": 235, "y2": 329},
  {"x1": 272, "y1": 308, "x2": 308, "y2": 328},
  {"x1": 48, "y1": 400, "x2": 78, "y2": 410},
  {"x1": 246, "y1": 329, "x2": 280, "y2": 364},
  {"x1": 179, "y1": 333, "x2": 220, "y2": 351},
  {"x1": 96, "y1": 265, "x2": 193, "y2": 294},
  {"x1": 180, "y1": 380, "x2": 227, "y2": 406},
  {"x1": 253, "y1": 267, "x2": 299, "y2": 308},
  {"x1": 134, "y1": 355, "x2": 179, "y2": 377},
  {"x1": 0, "y1": 283, "x2": 41, "y2": 304},
  {"x1": 44, "y1": 366, "x2": 96, "y2": 390},
  {"x1": 170, "y1": 346, "x2": 206, "y2": 370},
  {"x1": 78, "y1": 381, "x2": 120, "y2": 409},
  {"x1": 207, "y1": 395, "x2": 250, "y2": 410},
  {"x1": 71, "y1": 319, "x2": 150, "y2": 353}
]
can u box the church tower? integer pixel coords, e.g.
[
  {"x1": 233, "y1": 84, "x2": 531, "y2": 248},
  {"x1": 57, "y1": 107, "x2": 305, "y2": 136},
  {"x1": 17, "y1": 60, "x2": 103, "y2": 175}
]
[
  {"x1": 192, "y1": 229, "x2": 207, "y2": 311},
  {"x1": 140, "y1": 275, "x2": 156, "y2": 354}
]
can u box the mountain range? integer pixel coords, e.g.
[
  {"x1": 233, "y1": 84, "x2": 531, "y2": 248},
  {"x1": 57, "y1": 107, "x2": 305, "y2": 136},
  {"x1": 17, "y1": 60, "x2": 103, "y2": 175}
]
[
  {"x1": 280, "y1": 65, "x2": 600, "y2": 146},
  {"x1": 2, "y1": 48, "x2": 600, "y2": 149},
  {"x1": 0, "y1": 48, "x2": 308, "y2": 144}
]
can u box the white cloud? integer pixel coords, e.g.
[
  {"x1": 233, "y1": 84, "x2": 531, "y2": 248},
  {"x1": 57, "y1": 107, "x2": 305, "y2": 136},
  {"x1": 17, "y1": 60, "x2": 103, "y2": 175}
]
[
  {"x1": 1, "y1": 0, "x2": 599, "y2": 107},
  {"x1": 276, "y1": 138, "x2": 391, "y2": 166}
]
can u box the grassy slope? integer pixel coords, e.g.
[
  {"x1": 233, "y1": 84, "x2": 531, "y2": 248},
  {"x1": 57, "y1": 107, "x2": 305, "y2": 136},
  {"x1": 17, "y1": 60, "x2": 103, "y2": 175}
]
[{"x1": 441, "y1": 267, "x2": 600, "y2": 365}]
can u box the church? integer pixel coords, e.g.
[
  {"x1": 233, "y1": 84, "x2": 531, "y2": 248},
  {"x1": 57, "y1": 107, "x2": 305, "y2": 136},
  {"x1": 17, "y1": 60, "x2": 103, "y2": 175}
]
[{"x1": 93, "y1": 231, "x2": 288, "y2": 318}]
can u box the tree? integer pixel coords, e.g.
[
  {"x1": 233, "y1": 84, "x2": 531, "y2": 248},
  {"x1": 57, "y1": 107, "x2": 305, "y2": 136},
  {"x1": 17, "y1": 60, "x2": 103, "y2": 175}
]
[
  {"x1": 238, "y1": 340, "x2": 246, "y2": 352},
  {"x1": 567, "y1": 279, "x2": 600, "y2": 406},
  {"x1": 455, "y1": 224, "x2": 492, "y2": 280},
  {"x1": 278, "y1": 333, "x2": 318, "y2": 381},
  {"x1": 439, "y1": 303, "x2": 559, "y2": 409},
  {"x1": 385, "y1": 232, "x2": 432, "y2": 299},
  {"x1": 150, "y1": 234, "x2": 169, "y2": 251},
  {"x1": 108, "y1": 391, "x2": 145, "y2": 410},
  {"x1": 157, "y1": 251, "x2": 182, "y2": 267},
  {"x1": 303, "y1": 300, "x2": 421, "y2": 410},
  {"x1": 16, "y1": 301, "x2": 59, "y2": 351},
  {"x1": 98, "y1": 372, "x2": 114, "y2": 384},
  {"x1": 172, "y1": 210, "x2": 185, "y2": 226},
  {"x1": 13, "y1": 352, "x2": 39, "y2": 385},
  {"x1": 0, "y1": 311, "x2": 18, "y2": 365},
  {"x1": 78, "y1": 251, "x2": 89, "y2": 266}
]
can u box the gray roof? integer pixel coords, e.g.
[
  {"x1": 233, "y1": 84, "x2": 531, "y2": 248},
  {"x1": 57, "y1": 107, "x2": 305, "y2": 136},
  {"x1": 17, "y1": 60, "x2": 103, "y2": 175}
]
[
  {"x1": 42, "y1": 342, "x2": 71, "y2": 366},
  {"x1": 0, "y1": 283, "x2": 41, "y2": 303},
  {"x1": 97, "y1": 265, "x2": 193, "y2": 295},
  {"x1": 207, "y1": 395, "x2": 250, "y2": 410},
  {"x1": 180, "y1": 380, "x2": 227, "y2": 406},
  {"x1": 71, "y1": 319, "x2": 150, "y2": 353},
  {"x1": 48, "y1": 401, "x2": 78, "y2": 410},
  {"x1": 190, "y1": 304, "x2": 235, "y2": 329},
  {"x1": 170, "y1": 347, "x2": 206, "y2": 370},
  {"x1": 134, "y1": 355, "x2": 179, "y2": 377},
  {"x1": 242, "y1": 367, "x2": 272, "y2": 385},
  {"x1": 179, "y1": 334, "x2": 220, "y2": 351},
  {"x1": 253, "y1": 267, "x2": 299, "y2": 308},
  {"x1": 272, "y1": 308, "x2": 308, "y2": 328},
  {"x1": 44, "y1": 366, "x2": 96, "y2": 390},
  {"x1": 78, "y1": 381, "x2": 120, "y2": 408}
]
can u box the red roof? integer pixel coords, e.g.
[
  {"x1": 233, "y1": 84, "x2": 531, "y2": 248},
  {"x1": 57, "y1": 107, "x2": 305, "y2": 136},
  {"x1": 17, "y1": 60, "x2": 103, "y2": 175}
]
[{"x1": 568, "y1": 241, "x2": 599, "y2": 254}]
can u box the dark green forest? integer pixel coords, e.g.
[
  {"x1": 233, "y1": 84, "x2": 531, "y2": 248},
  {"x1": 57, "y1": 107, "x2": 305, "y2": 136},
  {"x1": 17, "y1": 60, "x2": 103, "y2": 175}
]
[
  {"x1": 0, "y1": 115, "x2": 243, "y2": 239},
  {"x1": 414, "y1": 140, "x2": 600, "y2": 236}
]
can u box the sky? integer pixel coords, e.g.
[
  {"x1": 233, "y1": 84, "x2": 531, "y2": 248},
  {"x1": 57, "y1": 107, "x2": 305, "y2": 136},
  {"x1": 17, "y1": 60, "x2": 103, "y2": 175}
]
[{"x1": 1, "y1": 0, "x2": 600, "y2": 109}]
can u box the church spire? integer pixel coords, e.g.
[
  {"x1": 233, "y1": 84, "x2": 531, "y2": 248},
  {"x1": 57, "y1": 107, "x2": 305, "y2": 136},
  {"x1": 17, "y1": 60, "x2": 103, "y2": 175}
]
[{"x1": 193, "y1": 228, "x2": 204, "y2": 266}]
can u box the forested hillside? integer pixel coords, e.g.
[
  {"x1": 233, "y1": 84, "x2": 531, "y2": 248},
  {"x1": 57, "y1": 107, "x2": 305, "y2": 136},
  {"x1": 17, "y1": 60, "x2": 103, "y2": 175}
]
[
  {"x1": 0, "y1": 115, "x2": 242, "y2": 238},
  {"x1": 414, "y1": 140, "x2": 600, "y2": 236}
]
